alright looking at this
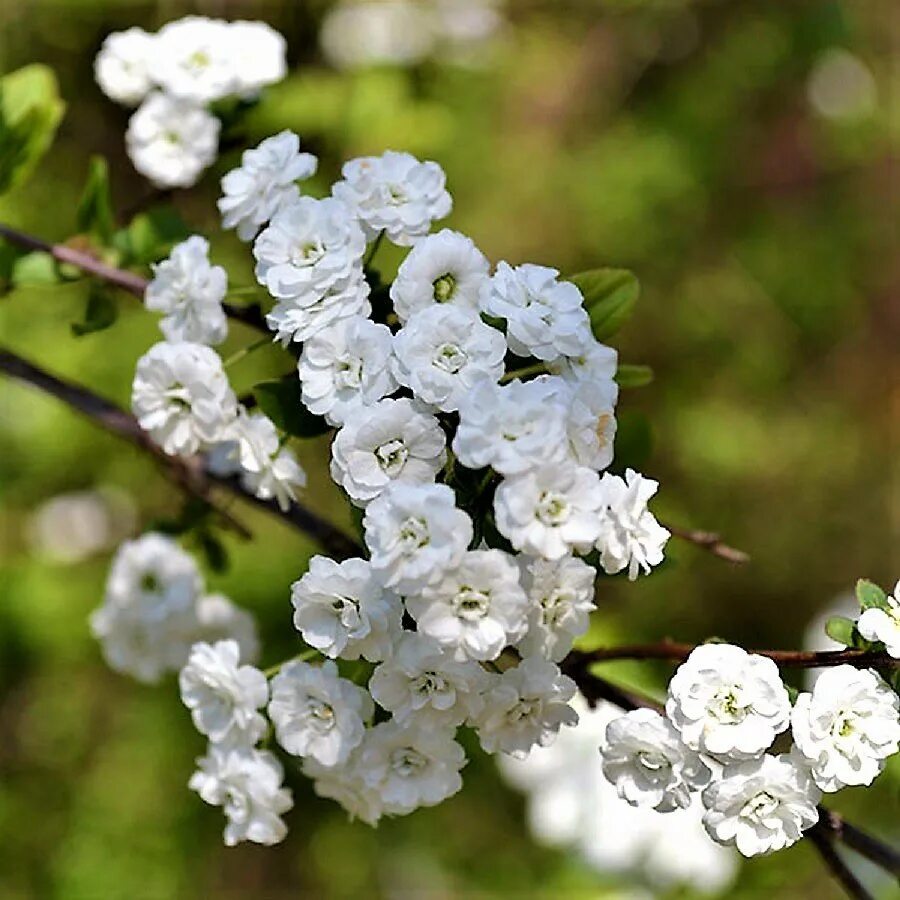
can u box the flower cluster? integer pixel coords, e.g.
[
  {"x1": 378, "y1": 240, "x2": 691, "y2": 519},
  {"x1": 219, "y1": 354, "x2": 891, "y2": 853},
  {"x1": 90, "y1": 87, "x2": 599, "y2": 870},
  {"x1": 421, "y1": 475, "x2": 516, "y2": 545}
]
[
  {"x1": 95, "y1": 17, "x2": 287, "y2": 187},
  {"x1": 600, "y1": 643, "x2": 900, "y2": 857}
]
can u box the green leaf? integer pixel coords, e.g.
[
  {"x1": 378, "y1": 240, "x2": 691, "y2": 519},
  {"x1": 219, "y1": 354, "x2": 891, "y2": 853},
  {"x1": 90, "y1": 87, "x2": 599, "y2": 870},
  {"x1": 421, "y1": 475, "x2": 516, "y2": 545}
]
[
  {"x1": 856, "y1": 579, "x2": 889, "y2": 612},
  {"x1": 76, "y1": 156, "x2": 114, "y2": 244},
  {"x1": 0, "y1": 65, "x2": 65, "y2": 195},
  {"x1": 825, "y1": 615, "x2": 856, "y2": 647},
  {"x1": 12, "y1": 251, "x2": 58, "y2": 285},
  {"x1": 567, "y1": 267, "x2": 639, "y2": 340},
  {"x1": 71, "y1": 286, "x2": 117, "y2": 336},
  {"x1": 615, "y1": 363, "x2": 654, "y2": 389},
  {"x1": 197, "y1": 529, "x2": 229, "y2": 574},
  {"x1": 253, "y1": 378, "x2": 332, "y2": 438},
  {"x1": 0, "y1": 240, "x2": 23, "y2": 294},
  {"x1": 121, "y1": 206, "x2": 192, "y2": 265}
]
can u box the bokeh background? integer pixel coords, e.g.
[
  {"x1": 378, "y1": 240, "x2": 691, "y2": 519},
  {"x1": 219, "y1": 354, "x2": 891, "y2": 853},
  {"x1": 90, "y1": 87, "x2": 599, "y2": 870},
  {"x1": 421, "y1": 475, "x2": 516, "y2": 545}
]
[{"x1": 0, "y1": 0, "x2": 897, "y2": 897}]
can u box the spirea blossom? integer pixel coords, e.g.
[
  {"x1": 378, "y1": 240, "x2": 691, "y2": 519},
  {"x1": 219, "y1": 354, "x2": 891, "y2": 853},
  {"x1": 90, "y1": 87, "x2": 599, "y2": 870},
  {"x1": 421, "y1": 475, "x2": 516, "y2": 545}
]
[
  {"x1": 406, "y1": 549, "x2": 529, "y2": 662},
  {"x1": 480, "y1": 262, "x2": 591, "y2": 361},
  {"x1": 701, "y1": 754, "x2": 820, "y2": 857},
  {"x1": 473, "y1": 656, "x2": 578, "y2": 758},
  {"x1": 193, "y1": 594, "x2": 259, "y2": 664},
  {"x1": 254, "y1": 196, "x2": 366, "y2": 302},
  {"x1": 297, "y1": 316, "x2": 397, "y2": 426},
  {"x1": 126, "y1": 92, "x2": 220, "y2": 189},
  {"x1": 494, "y1": 462, "x2": 605, "y2": 560},
  {"x1": 391, "y1": 305, "x2": 506, "y2": 412},
  {"x1": 556, "y1": 377, "x2": 618, "y2": 472},
  {"x1": 601, "y1": 708, "x2": 711, "y2": 812},
  {"x1": 302, "y1": 753, "x2": 384, "y2": 825},
  {"x1": 178, "y1": 640, "x2": 268, "y2": 746},
  {"x1": 144, "y1": 235, "x2": 228, "y2": 345},
  {"x1": 857, "y1": 581, "x2": 900, "y2": 657},
  {"x1": 666, "y1": 645, "x2": 791, "y2": 761},
  {"x1": 330, "y1": 398, "x2": 446, "y2": 505},
  {"x1": 359, "y1": 720, "x2": 466, "y2": 813},
  {"x1": 268, "y1": 660, "x2": 373, "y2": 766},
  {"x1": 94, "y1": 27, "x2": 156, "y2": 105},
  {"x1": 369, "y1": 632, "x2": 487, "y2": 727},
  {"x1": 596, "y1": 468, "x2": 669, "y2": 580},
  {"x1": 516, "y1": 556, "x2": 597, "y2": 662},
  {"x1": 219, "y1": 131, "x2": 318, "y2": 241},
  {"x1": 228, "y1": 20, "x2": 289, "y2": 96},
  {"x1": 132, "y1": 341, "x2": 237, "y2": 456},
  {"x1": 332, "y1": 150, "x2": 452, "y2": 245},
  {"x1": 791, "y1": 665, "x2": 900, "y2": 792},
  {"x1": 291, "y1": 556, "x2": 401, "y2": 662},
  {"x1": 363, "y1": 483, "x2": 473, "y2": 594},
  {"x1": 389, "y1": 229, "x2": 490, "y2": 321},
  {"x1": 547, "y1": 338, "x2": 618, "y2": 387},
  {"x1": 189, "y1": 745, "x2": 293, "y2": 846}
]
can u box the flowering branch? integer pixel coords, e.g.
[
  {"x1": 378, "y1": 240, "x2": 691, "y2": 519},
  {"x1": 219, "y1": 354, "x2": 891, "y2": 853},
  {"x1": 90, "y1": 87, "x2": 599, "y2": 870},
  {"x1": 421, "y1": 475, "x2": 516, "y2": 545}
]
[
  {"x1": 0, "y1": 222, "x2": 268, "y2": 333},
  {"x1": 0, "y1": 346, "x2": 360, "y2": 559}
]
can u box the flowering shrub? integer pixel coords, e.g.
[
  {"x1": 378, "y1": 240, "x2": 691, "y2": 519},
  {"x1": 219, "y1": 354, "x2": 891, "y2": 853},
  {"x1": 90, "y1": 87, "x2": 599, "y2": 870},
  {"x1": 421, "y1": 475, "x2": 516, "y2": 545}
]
[{"x1": 0, "y1": 14, "x2": 896, "y2": 895}]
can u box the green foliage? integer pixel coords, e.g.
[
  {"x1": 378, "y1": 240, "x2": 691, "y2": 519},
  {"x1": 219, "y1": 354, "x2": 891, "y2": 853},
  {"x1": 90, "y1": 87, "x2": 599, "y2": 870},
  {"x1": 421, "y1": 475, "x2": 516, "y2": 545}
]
[
  {"x1": 567, "y1": 268, "x2": 639, "y2": 341},
  {"x1": 615, "y1": 363, "x2": 654, "y2": 389},
  {"x1": 0, "y1": 64, "x2": 65, "y2": 194},
  {"x1": 11, "y1": 250, "x2": 57, "y2": 285},
  {"x1": 71, "y1": 285, "x2": 117, "y2": 337},
  {"x1": 76, "y1": 156, "x2": 114, "y2": 245},
  {"x1": 195, "y1": 528, "x2": 230, "y2": 574},
  {"x1": 253, "y1": 377, "x2": 331, "y2": 438},
  {"x1": 825, "y1": 615, "x2": 856, "y2": 647},
  {"x1": 118, "y1": 206, "x2": 193, "y2": 266},
  {"x1": 613, "y1": 410, "x2": 653, "y2": 471},
  {"x1": 856, "y1": 579, "x2": 889, "y2": 612}
]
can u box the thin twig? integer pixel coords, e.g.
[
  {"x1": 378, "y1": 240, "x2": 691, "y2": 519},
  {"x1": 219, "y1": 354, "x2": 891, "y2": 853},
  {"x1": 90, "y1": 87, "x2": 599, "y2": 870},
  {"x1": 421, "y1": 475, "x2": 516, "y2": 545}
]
[
  {"x1": 818, "y1": 807, "x2": 900, "y2": 878},
  {"x1": 663, "y1": 520, "x2": 751, "y2": 564},
  {"x1": 0, "y1": 347, "x2": 361, "y2": 559},
  {"x1": 807, "y1": 826, "x2": 874, "y2": 900},
  {"x1": 0, "y1": 222, "x2": 268, "y2": 333}
]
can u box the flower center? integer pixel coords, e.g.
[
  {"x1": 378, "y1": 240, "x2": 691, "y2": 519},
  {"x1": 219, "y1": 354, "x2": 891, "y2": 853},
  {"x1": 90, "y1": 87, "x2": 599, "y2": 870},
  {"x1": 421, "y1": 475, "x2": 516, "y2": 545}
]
[
  {"x1": 741, "y1": 791, "x2": 779, "y2": 821},
  {"x1": 539, "y1": 590, "x2": 571, "y2": 626},
  {"x1": 453, "y1": 586, "x2": 491, "y2": 620},
  {"x1": 335, "y1": 356, "x2": 364, "y2": 390},
  {"x1": 304, "y1": 697, "x2": 336, "y2": 733},
  {"x1": 290, "y1": 240, "x2": 324, "y2": 267},
  {"x1": 508, "y1": 698, "x2": 540, "y2": 723},
  {"x1": 536, "y1": 491, "x2": 570, "y2": 526},
  {"x1": 140, "y1": 572, "x2": 160, "y2": 592},
  {"x1": 375, "y1": 439, "x2": 409, "y2": 476},
  {"x1": 387, "y1": 184, "x2": 407, "y2": 206},
  {"x1": 433, "y1": 342, "x2": 467, "y2": 374},
  {"x1": 432, "y1": 273, "x2": 457, "y2": 302},
  {"x1": 399, "y1": 517, "x2": 430, "y2": 550},
  {"x1": 636, "y1": 749, "x2": 671, "y2": 773},
  {"x1": 186, "y1": 49, "x2": 211, "y2": 71},
  {"x1": 390, "y1": 747, "x2": 427, "y2": 777},
  {"x1": 164, "y1": 383, "x2": 192, "y2": 408},
  {"x1": 710, "y1": 686, "x2": 749, "y2": 724},
  {"x1": 413, "y1": 671, "x2": 448, "y2": 697}
]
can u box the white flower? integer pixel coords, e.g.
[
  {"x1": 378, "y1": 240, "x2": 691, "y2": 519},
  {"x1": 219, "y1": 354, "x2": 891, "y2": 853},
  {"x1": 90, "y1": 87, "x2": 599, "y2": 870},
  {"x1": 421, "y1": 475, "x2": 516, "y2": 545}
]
[
  {"x1": 857, "y1": 581, "x2": 900, "y2": 657},
  {"x1": 266, "y1": 268, "x2": 371, "y2": 345},
  {"x1": 332, "y1": 150, "x2": 452, "y2": 246},
  {"x1": 194, "y1": 594, "x2": 259, "y2": 664},
  {"x1": 791, "y1": 665, "x2": 900, "y2": 792},
  {"x1": 126, "y1": 92, "x2": 219, "y2": 189},
  {"x1": 297, "y1": 316, "x2": 397, "y2": 426},
  {"x1": 230, "y1": 410, "x2": 306, "y2": 511},
  {"x1": 254, "y1": 196, "x2": 366, "y2": 302},
  {"x1": 601, "y1": 708, "x2": 712, "y2": 812},
  {"x1": 268, "y1": 659, "x2": 373, "y2": 767},
  {"x1": 363, "y1": 483, "x2": 473, "y2": 594},
  {"x1": 228, "y1": 20, "x2": 288, "y2": 95},
  {"x1": 94, "y1": 27, "x2": 156, "y2": 105},
  {"x1": 480, "y1": 262, "x2": 591, "y2": 361},
  {"x1": 218, "y1": 131, "x2": 317, "y2": 242},
  {"x1": 547, "y1": 339, "x2": 618, "y2": 387},
  {"x1": 452, "y1": 378, "x2": 570, "y2": 476},
  {"x1": 144, "y1": 235, "x2": 228, "y2": 345},
  {"x1": 472, "y1": 657, "x2": 578, "y2": 758},
  {"x1": 596, "y1": 468, "x2": 669, "y2": 580},
  {"x1": 132, "y1": 341, "x2": 237, "y2": 457},
  {"x1": 369, "y1": 632, "x2": 488, "y2": 727},
  {"x1": 178, "y1": 640, "x2": 268, "y2": 746},
  {"x1": 291, "y1": 555, "x2": 401, "y2": 662},
  {"x1": 555, "y1": 377, "x2": 618, "y2": 472},
  {"x1": 90, "y1": 532, "x2": 202, "y2": 683},
  {"x1": 359, "y1": 720, "x2": 466, "y2": 814},
  {"x1": 189, "y1": 745, "x2": 293, "y2": 846},
  {"x1": 516, "y1": 556, "x2": 596, "y2": 662},
  {"x1": 666, "y1": 645, "x2": 791, "y2": 761},
  {"x1": 701, "y1": 754, "x2": 820, "y2": 857},
  {"x1": 389, "y1": 229, "x2": 490, "y2": 321},
  {"x1": 392, "y1": 305, "x2": 506, "y2": 412},
  {"x1": 154, "y1": 16, "x2": 236, "y2": 103},
  {"x1": 494, "y1": 462, "x2": 605, "y2": 560},
  {"x1": 302, "y1": 753, "x2": 384, "y2": 826},
  {"x1": 406, "y1": 549, "x2": 528, "y2": 661},
  {"x1": 330, "y1": 398, "x2": 446, "y2": 506}
]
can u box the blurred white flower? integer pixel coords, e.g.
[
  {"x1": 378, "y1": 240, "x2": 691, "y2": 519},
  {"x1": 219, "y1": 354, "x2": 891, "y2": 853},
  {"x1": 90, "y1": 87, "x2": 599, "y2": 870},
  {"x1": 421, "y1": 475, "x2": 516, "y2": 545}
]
[
  {"x1": 94, "y1": 27, "x2": 156, "y2": 105},
  {"x1": 807, "y1": 48, "x2": 877, "y2": 121},
  {"x1": 302, "y1": 752, "x2": 384, "y2": 825},
  {"x1": 228, "y1": 20, "x2": 288, "y2": 96},
  {"x1": 194, "y1": 594, "x2": 260, "y2": 664},
  {"x1": 154, "y1": 16, "x2": 236, "y2": 104}
]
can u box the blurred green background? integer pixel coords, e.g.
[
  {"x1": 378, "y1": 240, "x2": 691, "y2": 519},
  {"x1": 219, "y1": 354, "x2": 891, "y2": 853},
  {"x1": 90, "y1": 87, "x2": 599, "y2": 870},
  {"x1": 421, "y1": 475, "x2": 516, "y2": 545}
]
[{"x1": 0, "y1": 0, "x2": 897, "y2": 897}]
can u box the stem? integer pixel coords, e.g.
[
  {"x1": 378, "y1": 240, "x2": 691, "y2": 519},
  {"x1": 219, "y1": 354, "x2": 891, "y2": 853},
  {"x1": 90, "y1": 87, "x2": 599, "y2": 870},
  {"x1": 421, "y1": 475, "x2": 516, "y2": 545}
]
[
  {"x1": 223, "y1": 335, "x2": 271, "y2": 368},
  {"x1": 662, "y1": 520, "x2": 751, "y2": 564},
  {"x1": 500, "y1": 362, "x2": 549, "y2": 383},
  {"x1": 263, "y1": 647, "x2": 321, "y2": 678},
  {"x1": 807, "y1": 826, "x2": 874, "y2": 900},
  {"x1": 363, "y1": 230, "x2": 385, "y2": 270}
]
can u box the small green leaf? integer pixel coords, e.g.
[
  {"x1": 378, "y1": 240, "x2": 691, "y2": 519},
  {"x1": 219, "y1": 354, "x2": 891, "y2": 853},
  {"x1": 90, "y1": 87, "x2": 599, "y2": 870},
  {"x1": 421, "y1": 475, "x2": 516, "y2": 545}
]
[
  {"x1": 121, "y1": 206, "x2": 193, "y2": 265},
  {"x1": 253, "y1": 377, "x2": 331, "y2": 438},
  {"x1": 856, "y1": 579, "x2": 889, "y2": 612},
  {"x1": 12, "y1": 251, "x2": 58, "y2": 285},
  {"x1": 825, "y1": 615, "x2": 856, "y2": 647},
  {"x1": 568, "y1": 268, "x2": 639, "y2": 340},
  {"x1": 0, "y1": 65, "x2": 65, "y2": 194},
  {"x1": 615, "y1": 363, "x2": 654, "y2": 389},
  {"x1": 76, "y1": 156, "x2": 114, "y2": 244},
  {"x1": 71, "y1": 286, "x2": 117, "y2": 336},
  {"x1": 197, "y1": 529, "x2": 229, "y2": 573}
]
